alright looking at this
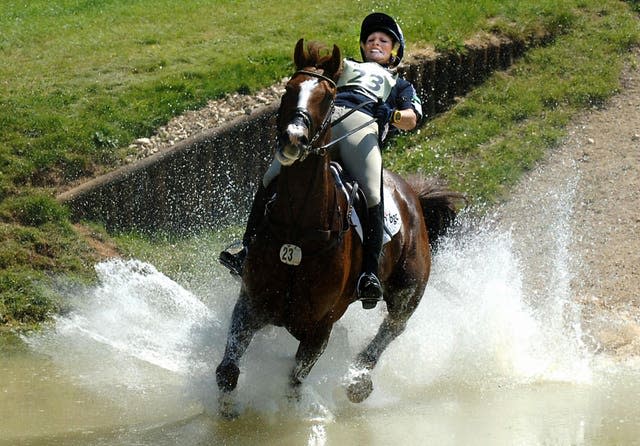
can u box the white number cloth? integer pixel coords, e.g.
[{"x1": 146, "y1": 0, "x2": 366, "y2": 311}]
[{"x1": 337, "y1": 59, "x2": 397, "y2": 101}]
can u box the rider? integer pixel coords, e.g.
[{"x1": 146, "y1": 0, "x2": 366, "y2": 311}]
[{"x1": 220, "y1": 12, "x2": 423, "y2": 309}]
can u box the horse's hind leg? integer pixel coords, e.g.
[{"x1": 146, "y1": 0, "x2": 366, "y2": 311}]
[
  {"x1": 347, "y1": 288, "x2": 421, "y2": 403},
  {"x1": 216, "y1": 291, "x2": 265, "y2": 414}
]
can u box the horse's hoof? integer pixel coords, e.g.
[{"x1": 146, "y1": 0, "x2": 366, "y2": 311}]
[
  {"x1": 360, "y1": 298, "x2": 379, "y2": 310},
  {"x1": 216, "y1": 361, "x2": 240, "y2": 393},
  {"x1": 287, "y1": 382, "x2": 302, "y2": 403},
  {"x1": 345, "y1": 371, "x2": 373, "y2": 403}
]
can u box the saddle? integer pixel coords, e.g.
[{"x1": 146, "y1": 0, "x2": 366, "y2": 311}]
[
  {"x1": 329, "y1": 161, "x2": 367, "y2": 221},
  {"x1": 259, "y1": 162, "x2": 401, "y2": 246}
]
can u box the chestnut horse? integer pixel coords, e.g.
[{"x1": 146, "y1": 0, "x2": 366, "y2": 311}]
[{"x1": 216, "y1": 39, "x2": 463, "y2": 414}]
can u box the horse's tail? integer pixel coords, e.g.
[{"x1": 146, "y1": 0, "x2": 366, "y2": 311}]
[{"x1": 407, "y1": 175, "x2": 467, "y2": 248}]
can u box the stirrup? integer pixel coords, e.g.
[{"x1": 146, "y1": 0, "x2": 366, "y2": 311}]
[
  {"x1": 357, "y1": 272, "x2": 383, "y2": 309},
  {"x1": 219, "y1": 242, "x2": 246, "y2": 276}
]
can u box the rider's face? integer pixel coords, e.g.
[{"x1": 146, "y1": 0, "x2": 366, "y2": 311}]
[{"x1": 361, "y1": 31, "x2": 394, "y2": 64}]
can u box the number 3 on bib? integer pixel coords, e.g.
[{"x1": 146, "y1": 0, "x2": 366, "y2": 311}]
[{"x1": 337, "y1": 60, "x2": 396, "y2": 101}]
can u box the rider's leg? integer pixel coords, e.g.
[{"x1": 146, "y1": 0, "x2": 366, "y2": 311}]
[
  {"x1": 218, "y1": 183, "x2": 268, "y2": 275},
  {"x1": 332, "y1": 109, "x2": 384, "y2": 308},
  {"x1": 219, "y1": 160, "x2": 281, "y2": 275},
  {"x1": 358, "y1": 202, "x2": 384, "y2": 308}
]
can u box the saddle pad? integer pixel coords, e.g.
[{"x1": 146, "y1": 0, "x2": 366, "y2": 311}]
[
  {"x1": 382, "y1": 188, "x2": 402, "y2": 243},
  {"x1": 331, "y1": 165, "x2": 401, "y2": 245}
]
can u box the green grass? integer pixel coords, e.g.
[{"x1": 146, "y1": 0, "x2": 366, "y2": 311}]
[
  {"x1": 0, "y1": 0, "x2": 639, "y2": 326},
  {"x1": 388, "y1": 1, "x2": 639, "y2": 202},
  {"x1": 0, "y1": 0, "x2": 594, "y2": 195}
]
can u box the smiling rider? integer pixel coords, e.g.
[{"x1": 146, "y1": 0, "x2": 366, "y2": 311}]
[{"x1": 220, "y1": 12, "x2": 423, "y2": 310}]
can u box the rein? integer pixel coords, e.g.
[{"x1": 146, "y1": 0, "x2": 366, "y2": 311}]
[
  {"x1": 320, "y1": 116, "x2": 376, "y2": 151},
  {"x1": 288, "y1": 70, "x2": 377, "y2": 154},
  {"x1": 269, "y1": 70, "x2": 353, "y2": 257}
]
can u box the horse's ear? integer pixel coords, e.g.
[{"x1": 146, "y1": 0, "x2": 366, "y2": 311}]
[
  {"x1": 325, "y1": 44, "x2": 342, "y2": 81},
  {"x1": 294, "y1": 38, "x2": 306, "y2": 70}
]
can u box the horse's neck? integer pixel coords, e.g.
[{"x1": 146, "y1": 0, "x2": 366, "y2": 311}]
[{"x1": 275, "y1": 155, "x2": 333, "y2": 227}]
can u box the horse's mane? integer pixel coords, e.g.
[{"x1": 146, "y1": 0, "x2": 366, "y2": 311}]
[{"x1": 304, "y1": 41, "x2": 331, "y2": 65}]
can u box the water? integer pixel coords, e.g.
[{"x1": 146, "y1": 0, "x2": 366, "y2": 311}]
[{"x1": 2, "y1": 179, "x2": 640, "y2": 445}]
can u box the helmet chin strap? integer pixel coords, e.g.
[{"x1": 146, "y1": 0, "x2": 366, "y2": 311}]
[{"x1": 391, "y1": 41, "x2": 399, "y2": 59}]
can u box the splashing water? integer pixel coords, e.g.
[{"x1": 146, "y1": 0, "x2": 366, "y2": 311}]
[
  {"x1": 333, "y1": 173, "x2": 593, "y2": 406},
  {"x1": 23, "y1": 175, "x2": 594, "y2": 421},
  {"x1": 78, "y1": 260, "x2": 215, "y2": 372},
  {"x1": 377, "y1": 219, "x2": 592, "y2": 392},
  {"x1": 26, "y1": 259, "x2": 221, "y2": 396}
]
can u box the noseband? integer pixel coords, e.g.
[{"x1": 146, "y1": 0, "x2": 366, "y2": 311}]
[{"x1": 283, "y1": 70, "x2": 336, "y2": 158}]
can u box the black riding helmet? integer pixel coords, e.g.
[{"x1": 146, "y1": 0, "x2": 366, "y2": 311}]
[{"x1": 359, "y1": 12, "x2": 405, "y2": 67}]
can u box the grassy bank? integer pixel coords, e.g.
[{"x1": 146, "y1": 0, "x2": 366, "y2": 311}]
[
  {"x1": 1, "y1": 0, "x2": 638, "y2": 326},
  {"x1": 389, "y1": 1, "x2": 639, "y2": 203},
  {"x1": 1, "y1": 0, "x2": 589, "y2": 196}
]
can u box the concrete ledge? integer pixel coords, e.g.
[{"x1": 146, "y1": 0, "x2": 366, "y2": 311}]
[{"x1": 58, "y1": 104, "x2": 278, "y2": 232}]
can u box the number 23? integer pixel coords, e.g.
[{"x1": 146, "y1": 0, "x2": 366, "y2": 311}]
[{"x1": 346, "y1": 68, "x2": 384, "y2": 92}]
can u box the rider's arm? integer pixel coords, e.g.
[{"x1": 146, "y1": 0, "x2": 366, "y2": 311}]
[
  {"x1": 391, "y1": 108, "x2": 418, "y2": 131},
  {"x1": 389, "y1": 79, "x2": 422, "y2": 131}
]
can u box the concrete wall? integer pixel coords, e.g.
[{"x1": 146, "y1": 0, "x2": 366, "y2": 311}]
[
  {"x1": 58, "y1": 106, "x2": 278, "y2": 233},
  {"x1": 58, "y1": 36, "x2": 532, "y2": 233}
]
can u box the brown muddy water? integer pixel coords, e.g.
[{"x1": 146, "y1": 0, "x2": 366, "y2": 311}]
[{"x1": 2, "y1": 171, "x2": 640, "y2": 446}]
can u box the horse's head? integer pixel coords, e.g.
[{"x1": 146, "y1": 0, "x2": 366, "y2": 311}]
[{"x1": 276, "y1": 39, "x2": 342, "y2": 166}]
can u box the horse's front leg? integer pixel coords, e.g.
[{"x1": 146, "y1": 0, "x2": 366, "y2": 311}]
[
  {"x1": 346, "y1": 291, "x2": 418, "y2": 403},
  {"x1": 216, "y1": 291, "x2": 265, "y2": 415},
  {"x1": 289, "y1": 324, "x2": 332, "y2": 391}
]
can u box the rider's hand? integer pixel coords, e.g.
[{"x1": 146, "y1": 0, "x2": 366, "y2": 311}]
[{"x1": 373, "y1": 101, "x2": 395, "y2": 126}]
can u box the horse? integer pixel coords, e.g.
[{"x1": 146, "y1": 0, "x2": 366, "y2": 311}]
[{"x1": 215, "y1": 39, "x2": 464, "y2": 415}]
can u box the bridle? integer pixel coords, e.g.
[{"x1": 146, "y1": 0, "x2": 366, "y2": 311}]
[
  {"x1": 295, "y1": 69, "x2": 337, "y2": 90},
  {"x1": 282, "y1": 70, "x2": 337, "y2": 159},
  {"x1": 280, "y1": 69, "x2": 377, "y2": 160}
]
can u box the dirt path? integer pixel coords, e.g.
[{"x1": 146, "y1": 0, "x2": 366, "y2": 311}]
[{"x1": 499, "y1": 49, "x2": 640, "y2": 357}]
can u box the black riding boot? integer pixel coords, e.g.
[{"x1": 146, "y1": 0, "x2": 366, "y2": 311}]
[
  {"x1": 219, "y1": 184, "x2": 268, "y2": 276},
  {"x1": 357, "y1": 203, "x2": 384, "y2": 309}
]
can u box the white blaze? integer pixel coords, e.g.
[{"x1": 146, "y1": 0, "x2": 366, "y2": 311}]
[{"x1": 283, "y1": 78, "x2": 318, "y2": 155}]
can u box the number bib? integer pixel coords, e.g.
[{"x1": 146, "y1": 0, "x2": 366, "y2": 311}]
[
  {"x1": 337, "y1": 59, "x2": 397, "y2": 101},
  {"x1": 280, "y1": 244, "x2": 302, "y2": 266}
]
